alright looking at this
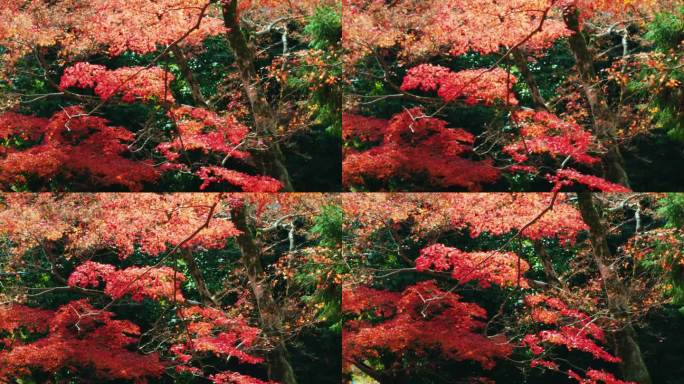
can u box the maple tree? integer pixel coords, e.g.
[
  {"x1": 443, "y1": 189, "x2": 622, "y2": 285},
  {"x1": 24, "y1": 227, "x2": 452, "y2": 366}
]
[
  {"x1": 342, "y1": 192, "x2": 684, "y2": 384},
  {"x1": 0, "y1": 0, "x2": 341, "y2": 191},
  {"x1": 0, "y1": 193, "x2": 342, "y2": 383},
  {"x1": 343, "y1": 0, "x2": 684, "y2": 191}
]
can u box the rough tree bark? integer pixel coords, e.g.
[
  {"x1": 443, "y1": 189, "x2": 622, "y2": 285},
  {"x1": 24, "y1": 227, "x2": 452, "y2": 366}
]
[
  {"x1": 231, "y1": 203, "x2": 298, "y2": 384},
  {"x1": 512, "y1": 48, "x2": 550, "y2": 111},
  {"x1": 171, "y1": 45, "x2": 209, "y2": 108},
  {"x1": 352, "y1": 360, "x2": 412, "y2": 384},
  {"x1": 563, "y1": 9, "x2": 630, "y2": 188},
  {"x1": 532, "y1": 240, "x2": 563, "y2": 287},
  {"x1": 577, "y1": 192, "x2": 652, "y2": 384},
  {"x1": 221, "y1": 0, "x2": 294, "y2": 191},
  {"x1": 180, "y1": 248, "x2": 219, "y2": 306}
]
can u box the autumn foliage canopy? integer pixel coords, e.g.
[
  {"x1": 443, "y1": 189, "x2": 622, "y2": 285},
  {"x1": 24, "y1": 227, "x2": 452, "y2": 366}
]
[
  {"x1": 0, "y1": 193, "x2": 341, "y2": 384},
  {"x1": 0, "y1": 0, "x2": 342, "y2": 191},
  {"x1": 342, "y1": 193, "x2": 684, "y2": 384},
  {"x1": 343, "y1": 0, "x2": 683, "y2": 191}
]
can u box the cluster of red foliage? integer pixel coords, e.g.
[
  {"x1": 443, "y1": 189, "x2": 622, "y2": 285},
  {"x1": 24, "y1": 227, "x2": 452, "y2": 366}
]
[
  {"x1": 68, "y1": 261, "x2": 186, "y2": 302},
  {"x1": 196, "y1": 167, "x2": 283, "y2": 192},
  {"x1": 83, "y1": 0, "x2": 226, "y2": 56},
  {"x1": 344, "y1": 0, "x2": 660, "y2": 63},
  {"x1": 523, "y1": 294, "x2": 636, "y2": 384},
  {"x1": 0, "y1": 106, "x2": 158, "y2": 190},
  {"x1": 348, "y1": 63, "x2": 627, "y2": 191},
  {"x1": 210, "y1": 371, "x2": 276, "y2": 384},
  {"x1": 160, "y1": 106, "x2": 250, "y2": 162},
  {"x1": 71, "y1": 194, "x2": 243, "y2": 256},
  {"x1": 0, "y1": 300, "x2": 165, "y2": 382},
  {"x1": 0, "y1": 305, "x2": 53, "y2": 337},
  {"x1": 401, "y1": 64, "x2": 518, "y2": 106},
  {"x1": 523, "y1": 294, "x2": 619, "y2": 360},
  {"x1": 417, "y1": 244, "x2": 530, "y2": 288},
  {"x1": 346, "y1": 60, "x2": 521, "y2": 190},
  {"x1": 0, "y1": 194, "x2": 241, "y2": 259},
  {"x1": 504, "y1": 110, "x2": 600, "y2": 166},
  {"x1": 448, "y1": 193, "x2": 588, "y2": 242},
  {"x1": 343, "y1": 281, "x2": 513, "y2": 370},
  {"x1": 341, "y1": 114, "x2": 387, "y2": 143},
  {"x1": 156, "y1": 105, "x2": 283, "y2": 192},
  {"x1": 0, "y1": 112, "x2": 46, "y2": 142},
  {"x1": 0, "y1": 101, "x2": 284, "y2": 192},
  {"x1": 343, "y1": 0, "x2": 572, "y2": 63},
  {"x1": 502, "y1": 111, "x2": 632, "y2": 192},
  {"x1": 0, "y1": 0, "x2": 226, "y2": 64},
  {"x1": 343, "y1": 108, "x2": 499, "y2": 190},
  {"x1": 342, "y1": 193, "x2": 587, "y2": 246},
  {"x1": 171, "y1": 306, "x2": 270, "y2": 383},
  {"x1": 568, "y1": 369, "x2": 636, "y2": 384},
  {"x1": 549, "y1": 169, "x2": 631, "y2": 193},
  {"x1": 345, "y1": 80, "x2": 630, "y2": 191},
  {"x1": 60, "y1": 63, "x2": 176, "y2": 103}
]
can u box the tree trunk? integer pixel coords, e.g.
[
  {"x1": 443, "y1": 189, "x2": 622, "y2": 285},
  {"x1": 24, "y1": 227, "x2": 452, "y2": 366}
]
[
  {"x1": 221, "y1": 0, "x2": 294, "y2": 191},
  {"x1": 576, "y1": 192, "x2": 651, "y2": 384},
  {"x1": 231, "y1": 204, "x2": 298, "y2": 384},
  {"x1": 171, "y1": 45, "x2": 209, "y2": 108},
  {"x1": 353, "y1": 361, "x2": 391, "y2": 384},
  {"x1": 512, "y1": 48, "x2": 550, "y2": 111},
  {"x1": 563, "y1": 10, "x2": 630, "y2": 188},
  {"x1": 180, "y1": 249, "x2": 219, "y2": 306},
  {"x1": 532, "y1": 240, "x2": 562, "y2": 287}
]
